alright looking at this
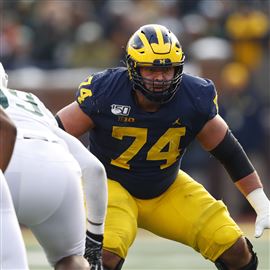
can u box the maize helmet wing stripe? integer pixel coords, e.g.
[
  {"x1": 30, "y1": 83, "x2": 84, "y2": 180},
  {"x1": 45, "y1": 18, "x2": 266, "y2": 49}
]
[{"x1": 127, "y1": 24, "x2": 184, "y2": 66}]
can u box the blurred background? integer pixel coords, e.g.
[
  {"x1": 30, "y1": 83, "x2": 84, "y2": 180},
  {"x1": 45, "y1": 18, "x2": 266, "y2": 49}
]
[{"x1": 1, "y1": 0, "x2": 269, "y2": 220}]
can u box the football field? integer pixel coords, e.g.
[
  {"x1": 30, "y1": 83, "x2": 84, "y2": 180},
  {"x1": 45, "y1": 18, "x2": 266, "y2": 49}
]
[{"x1": 23, "y1": 222, "x2": 269, "y2": 270}]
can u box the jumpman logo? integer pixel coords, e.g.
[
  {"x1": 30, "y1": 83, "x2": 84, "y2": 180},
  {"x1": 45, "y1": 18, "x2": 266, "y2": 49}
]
[{"x1": 173, "y1": 118, "x2": 182, "y2": 126}]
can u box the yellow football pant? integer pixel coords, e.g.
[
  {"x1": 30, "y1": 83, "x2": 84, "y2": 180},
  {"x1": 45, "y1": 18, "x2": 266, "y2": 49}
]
[{"x1": 104, "y1": 170, "x2": 243, "y2": 262}]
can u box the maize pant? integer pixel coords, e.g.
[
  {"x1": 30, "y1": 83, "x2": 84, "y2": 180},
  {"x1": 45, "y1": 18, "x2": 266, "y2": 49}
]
[{"x1": 104, "y1": 170, "x2": 243, "y2": 261}]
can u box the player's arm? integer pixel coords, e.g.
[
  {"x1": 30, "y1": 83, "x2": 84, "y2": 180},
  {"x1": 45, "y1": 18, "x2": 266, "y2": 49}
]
[
  {"x1": 52, "y1": 126, "x2": 107, "y2": 233},
  {"x1": 56, "y1": 101, "x2": 94, "y2": 137},
  {"x1": 197, "y1": 114, "x2": 270, "y2": 238},
  {"x1": 52, "y1": 126, "x2": 107, "y2": 268},
  {"x1": 0, "y1": 107, "x2": 17, "y2": 171}
]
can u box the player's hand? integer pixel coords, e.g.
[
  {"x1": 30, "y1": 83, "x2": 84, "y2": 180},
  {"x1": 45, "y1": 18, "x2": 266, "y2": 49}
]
[
  {"x1": 254, "y1": 210, "x2": 270, "y2": 238},
  {"x1": 84, "y1": 231, "x2": 103, "y2": 270},
  {"x1": 246, "y1": 188, "x2": 270, "y2": 238}
]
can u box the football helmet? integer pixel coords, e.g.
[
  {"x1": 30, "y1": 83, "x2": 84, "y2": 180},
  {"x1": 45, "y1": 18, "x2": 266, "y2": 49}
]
[{"x1": 126, "y1": 24, "x2": 185, "y2": 103}]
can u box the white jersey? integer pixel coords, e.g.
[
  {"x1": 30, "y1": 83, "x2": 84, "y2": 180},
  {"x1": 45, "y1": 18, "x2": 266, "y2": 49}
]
[
  {"x1": 0, "y1": 60, "x2": 107, "y2": 265},
  {"x1": 0, "y1": 87, "x2": 57, "y2": 136},
  {"x1": 1, "y1": 86, "x2": 87, "y2": 266},
  {"x1": 1, "y1": 85, "x2": 107, "y2": 266}
]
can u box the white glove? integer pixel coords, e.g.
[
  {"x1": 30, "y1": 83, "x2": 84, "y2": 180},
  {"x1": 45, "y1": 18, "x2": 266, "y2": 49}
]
[{"x1": 246, "y1": 188, "x2": 270, "y2": 238}]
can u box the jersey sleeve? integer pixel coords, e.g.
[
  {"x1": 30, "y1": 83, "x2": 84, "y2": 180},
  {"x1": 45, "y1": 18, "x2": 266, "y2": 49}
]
[
  {"x1": 75, "y1": 71, "x2": 109, "y2": 117},
  {"x1": 196, "y1": 78, "x2": 219, "y2": 121},
  {"x1": 44, "y1": 107, "x2": 58, "y2": 127},
  {"x1": 184, "y1": 75, "x2": 219, "y2": 135}
]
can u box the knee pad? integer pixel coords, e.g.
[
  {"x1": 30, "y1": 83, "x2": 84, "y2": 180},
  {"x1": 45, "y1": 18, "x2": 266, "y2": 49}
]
[
  {"x1": 203, "y1": 224, "x2": 242, "y2": 260},
  {"x1": 214, "y1": 237, "x2": 258, "y2": 270},
  {"x1": 213, "y1": 225, "x2": 242, "y2": 246}
]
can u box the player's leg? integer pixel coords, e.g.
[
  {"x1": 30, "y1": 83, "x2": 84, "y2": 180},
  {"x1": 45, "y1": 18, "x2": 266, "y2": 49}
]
[
  {"x1": 102, "y1": 179, "x2": 138, "y2": 270},
  {"x1": 136, "y1": 170, "x2": 256, "y2": 269},
  {"x1": 5, "y1": 140, "x2": 88, "y2": 268},
  {"x1": 0, "y1": 170, "x2": 29, "y2": 269},
  {"x1": 55, "y1": 255, "x2": 89, "y2": 270},
  {"x1": 29, "y1": 144, "x2": 88, "y2": 267},
  {"x1": 215, "y1": 237, "x2": 258, "y2": 270}
]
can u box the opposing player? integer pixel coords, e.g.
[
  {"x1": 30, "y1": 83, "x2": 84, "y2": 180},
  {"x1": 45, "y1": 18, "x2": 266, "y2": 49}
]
[
  {"x1": 56, "y1": 24, "x2": 270, "y2": 270},
  {"x1": 0, "y1": 63, "x2": 107, "y2": 270},
  {"x1": 0, "y1": 107, "x2": 29, "y2": 269}
]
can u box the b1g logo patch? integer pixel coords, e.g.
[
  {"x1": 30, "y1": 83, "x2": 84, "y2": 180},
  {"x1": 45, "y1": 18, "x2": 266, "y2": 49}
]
[{"x1": 111, "y1": 104, "x2": 131, "y2": 116}]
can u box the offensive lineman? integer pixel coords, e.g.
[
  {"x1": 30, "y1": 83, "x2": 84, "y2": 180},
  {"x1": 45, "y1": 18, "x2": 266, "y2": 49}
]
[{"x1": 56, "y1": 24, "x2": 270, "y2": 270}]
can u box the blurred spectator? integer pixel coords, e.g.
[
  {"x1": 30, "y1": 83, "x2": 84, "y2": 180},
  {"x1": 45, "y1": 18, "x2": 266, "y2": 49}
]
[
  {"x1": 69, "y1": 21, "x2": 119, "y2": 68},
  {"x1": 225, "y1": 5, "x2": 269, "y2": 70},
  {"x1": 1, "y1": 9, "x2": 34, "y2": 69},
  {"x1": 189, "y1": 36, "x2": 232, "y2": 91},
  {"x1": 220, "y1": 62, "x2": 266, "y2": 152}
]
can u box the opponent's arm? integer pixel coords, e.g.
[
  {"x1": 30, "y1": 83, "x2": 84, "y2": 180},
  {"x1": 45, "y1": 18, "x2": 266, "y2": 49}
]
[
  {"x1": 56, "y1": 101, "x2": 95, "y2": 137},
  {"x1": 197, "y1": 114, "x2": 270, "y2": 238},
  {"x1": 0, "y1": 107, "x2": 17, "y2": 171},
  {"x1": 52, "y1": 126, "x2": 107, "y2": 269}
]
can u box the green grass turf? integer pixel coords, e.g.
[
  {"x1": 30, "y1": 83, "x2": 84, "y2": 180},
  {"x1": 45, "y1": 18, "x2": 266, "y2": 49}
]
[{"x1": 23, "y1": 223, "x2": 269, "y2": 270}]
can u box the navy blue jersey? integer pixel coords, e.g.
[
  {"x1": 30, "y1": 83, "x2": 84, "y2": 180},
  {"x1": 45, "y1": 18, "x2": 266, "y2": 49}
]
[{"x1": 76, "y1": 67, "x2": 218, "y2": 198}]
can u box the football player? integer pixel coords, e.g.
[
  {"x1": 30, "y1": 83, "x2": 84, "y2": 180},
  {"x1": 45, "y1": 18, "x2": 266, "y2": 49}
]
[
  {"x1": 0, "y1": 107, "x2": 29, "y2": 269},
  {"x1": 0, "y1": 63, "x2": 107, "y2": 270},
  {"x1": 56, "y1": 24, "x2": 270, "y2": 270}
]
